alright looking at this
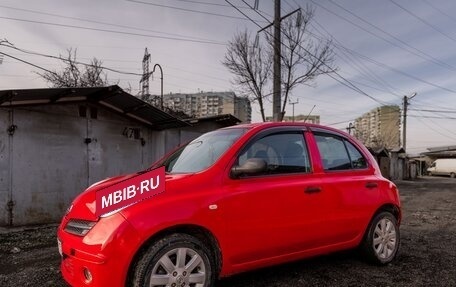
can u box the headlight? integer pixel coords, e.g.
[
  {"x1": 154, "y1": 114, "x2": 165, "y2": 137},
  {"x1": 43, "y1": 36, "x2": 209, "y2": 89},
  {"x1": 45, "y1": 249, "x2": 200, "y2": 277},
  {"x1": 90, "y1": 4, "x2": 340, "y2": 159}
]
[{"x1": 64, "y1": 219, "x2": 96, "y2": 236}]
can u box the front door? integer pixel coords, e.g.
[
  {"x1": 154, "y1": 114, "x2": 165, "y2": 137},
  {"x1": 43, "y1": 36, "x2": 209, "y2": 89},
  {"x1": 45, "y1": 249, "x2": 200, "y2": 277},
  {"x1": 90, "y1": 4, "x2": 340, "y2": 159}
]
[{"x1": 221, "y1": 129, "x2": 328, "y2": 265}]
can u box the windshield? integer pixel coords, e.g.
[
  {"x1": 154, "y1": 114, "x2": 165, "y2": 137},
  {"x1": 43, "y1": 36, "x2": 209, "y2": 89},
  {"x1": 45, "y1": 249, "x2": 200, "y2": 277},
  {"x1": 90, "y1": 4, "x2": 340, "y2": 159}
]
[{"x1": 166, "y1": 128, "x2": 247, "y2": 173}]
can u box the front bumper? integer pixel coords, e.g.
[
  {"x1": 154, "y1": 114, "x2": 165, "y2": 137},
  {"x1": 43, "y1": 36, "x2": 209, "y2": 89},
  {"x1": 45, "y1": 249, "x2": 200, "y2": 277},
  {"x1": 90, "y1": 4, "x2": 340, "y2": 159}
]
[{"x1": 57, "y1": 212, "x2": 141, "y2": 287}]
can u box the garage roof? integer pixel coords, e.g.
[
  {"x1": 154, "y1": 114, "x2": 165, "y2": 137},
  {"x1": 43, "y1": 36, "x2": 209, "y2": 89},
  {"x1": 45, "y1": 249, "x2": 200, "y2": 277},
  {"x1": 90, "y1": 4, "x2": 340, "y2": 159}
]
[{"x1": 0, "y1": 85, "x2": 188, "y2": 130}]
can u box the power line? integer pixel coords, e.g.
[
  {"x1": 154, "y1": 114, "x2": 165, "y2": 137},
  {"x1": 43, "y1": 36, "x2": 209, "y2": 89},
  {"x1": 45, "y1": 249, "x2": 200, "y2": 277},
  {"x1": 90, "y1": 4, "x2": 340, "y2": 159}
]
[
  {"x1": 161, "y1": 0, "x2": 249, "y2": 8},
  {"x1": 309, "y1": 20, "x2": 403, "y2": 99},
  {"x1": 412, "y1": 112, "x2": 456, "y2": 141},
  {"x1": 286, "y1": 2, "x2": 408, "y2": 103},
  {"x1": 336, "y1": 45, "x2": 456, "y2": 95},
  {"x1": 280, "y1": 0, "x2": 456, "y2": 111},
  {"x1": 389, "y1": 0, "x2": 456, "y2": 44},
  {"x1": 326, "y1": 119, "x2": 355, "y2": 126},
  {"x1": 227, "y1": 0, "x2": 389, "y2": 106},
  {"x1": 4, "y1": 53, "x2": 232, "y2": 84},
  {"x1": 409, "y1": 108, "x2": 456, "y2": 114},
  {"x1": 411, "y1": 101, "x2": 456, "y2": 112},
  {"x1": 1, "y1": 42, "x2": 233, "y2": 93},
  {"x1": 409, "y1": 114, "x2": 456, "y2": 120},
  {"x1": 0, "y1": 4, "x2": 224, "y2": 44},
  {"x1": 125, "y1": 0, "x2": 259, "y2": 21},
  {"x1": 1, "y1": 42, "x2": 143, "y2": 76},
  {"x1": 297, "y1": 2, "x2": 456, "y2": 103},
  {"x1": 0, "y1": 51, "x2": 59, "y2": 76},
  {"x1": 309, "y1": 23, "x2": 402, "y2": 98},
  {"x1": 421, "y1": 0, "x2": 456, "y2": 25},
  {"x1": 307, "y1": 0, "x2": 456, "y2": 73},
  {"x1": 325, "y1": 0, "x2": 456, "y2": 72},
  {"x1": 0, "y1": 16, "x2": 226, "y2": 46}
]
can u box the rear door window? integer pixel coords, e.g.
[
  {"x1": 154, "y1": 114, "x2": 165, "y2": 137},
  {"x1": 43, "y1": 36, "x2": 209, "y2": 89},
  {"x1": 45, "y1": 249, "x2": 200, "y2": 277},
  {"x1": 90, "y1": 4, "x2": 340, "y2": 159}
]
[{"x1": 314, "y1": 133, "x2": 367, "y2": 171}]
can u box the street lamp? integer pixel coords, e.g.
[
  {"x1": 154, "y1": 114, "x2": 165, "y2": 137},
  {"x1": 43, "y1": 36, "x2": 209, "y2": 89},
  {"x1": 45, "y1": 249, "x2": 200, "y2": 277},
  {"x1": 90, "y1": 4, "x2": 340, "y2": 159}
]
[{"x1": 151, "y1": 63, "x2": 164, "y2": 109}]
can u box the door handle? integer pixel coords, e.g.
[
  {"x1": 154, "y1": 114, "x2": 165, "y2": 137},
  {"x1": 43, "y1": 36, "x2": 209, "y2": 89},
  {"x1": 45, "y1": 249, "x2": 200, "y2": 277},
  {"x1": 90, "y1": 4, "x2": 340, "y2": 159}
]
[
  {"x1": 305, "y1": 186, "x2": 322, "y2": 194},
  {"x1": 365, "y1": 182, "x2": 378, "y2": 189}
]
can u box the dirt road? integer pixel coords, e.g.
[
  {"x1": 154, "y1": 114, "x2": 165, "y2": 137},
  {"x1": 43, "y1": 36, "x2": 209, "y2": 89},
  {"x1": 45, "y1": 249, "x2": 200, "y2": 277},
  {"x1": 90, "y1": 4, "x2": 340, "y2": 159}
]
[{"x1": 1, "y1": 176, "x2": 455, "y2": 287}]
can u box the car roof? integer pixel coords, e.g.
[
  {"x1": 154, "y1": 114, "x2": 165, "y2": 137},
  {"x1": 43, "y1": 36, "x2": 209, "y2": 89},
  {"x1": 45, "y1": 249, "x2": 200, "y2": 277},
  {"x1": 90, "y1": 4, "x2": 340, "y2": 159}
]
[{"x1": 224, "y1": 122, "x2": 349, "y2": 136}]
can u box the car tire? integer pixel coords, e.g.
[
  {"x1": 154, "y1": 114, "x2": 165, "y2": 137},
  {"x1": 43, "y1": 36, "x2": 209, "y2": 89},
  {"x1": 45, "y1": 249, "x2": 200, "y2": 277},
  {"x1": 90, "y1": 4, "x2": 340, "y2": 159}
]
[
  {"x1": 130, "y1": 233, "x2": 215, "y2": 287},
  {"x1": 360, "y1": 211, "x2": 400, "y2": 265}
]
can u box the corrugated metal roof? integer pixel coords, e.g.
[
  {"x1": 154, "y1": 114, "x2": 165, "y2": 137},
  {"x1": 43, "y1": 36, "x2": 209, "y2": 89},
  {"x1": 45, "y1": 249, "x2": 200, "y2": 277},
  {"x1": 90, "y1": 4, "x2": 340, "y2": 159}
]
[
  {"x1": 426, "y1": 145, "x2": 456, "y2": 152},
  {"x1": 0, "y1": 85, "x2": 189, "y2": 130}
]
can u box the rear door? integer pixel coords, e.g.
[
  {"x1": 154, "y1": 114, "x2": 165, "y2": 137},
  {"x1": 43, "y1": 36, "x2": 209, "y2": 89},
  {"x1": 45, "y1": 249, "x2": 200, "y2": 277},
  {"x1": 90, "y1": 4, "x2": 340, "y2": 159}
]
[
  {"x1": 221, "y1": 128, "x2": 329, "y2": 265},
  {"x1": 313, "y1": 131, "x2": 381, "y2": 244}
]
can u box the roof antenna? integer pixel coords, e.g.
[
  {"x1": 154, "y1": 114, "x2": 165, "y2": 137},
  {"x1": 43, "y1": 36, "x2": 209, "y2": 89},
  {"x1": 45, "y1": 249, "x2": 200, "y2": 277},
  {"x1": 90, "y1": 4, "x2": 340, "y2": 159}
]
[{"x1": 304, "y1": 105, "x2": 316, "y2": 123}]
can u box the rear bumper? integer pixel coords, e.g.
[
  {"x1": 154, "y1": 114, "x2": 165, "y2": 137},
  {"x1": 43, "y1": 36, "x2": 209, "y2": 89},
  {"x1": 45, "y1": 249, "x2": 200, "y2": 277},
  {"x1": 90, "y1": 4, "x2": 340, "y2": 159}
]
[{"x1": 57, "y1": 213, "x2": 141, "y2": 287}]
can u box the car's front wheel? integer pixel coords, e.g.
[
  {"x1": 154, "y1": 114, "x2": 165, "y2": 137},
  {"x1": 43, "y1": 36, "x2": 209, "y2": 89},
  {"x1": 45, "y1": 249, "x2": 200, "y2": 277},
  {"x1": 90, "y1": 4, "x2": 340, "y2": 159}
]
[
  {"x1": 130, "y1": 233, "x2": 215, "y2": 287},
  {"x1": 361, "y1": 211, "x2": 400, "y2": 265}
]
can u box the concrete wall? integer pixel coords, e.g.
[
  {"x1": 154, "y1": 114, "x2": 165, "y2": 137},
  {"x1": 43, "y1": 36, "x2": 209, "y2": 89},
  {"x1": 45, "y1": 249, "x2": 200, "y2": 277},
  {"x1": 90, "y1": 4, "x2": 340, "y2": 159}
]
[
  {"x1": 0, "y1": 110, "x2": 11, "y2": 226},
  {"x1": 0, "y1": 104, "x2": 157, "y2": 226}
]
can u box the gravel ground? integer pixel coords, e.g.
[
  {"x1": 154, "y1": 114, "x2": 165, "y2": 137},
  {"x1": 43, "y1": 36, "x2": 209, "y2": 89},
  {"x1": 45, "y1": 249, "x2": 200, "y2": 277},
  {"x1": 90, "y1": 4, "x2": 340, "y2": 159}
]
[{"x1": 0, "y1": 176, "x2": 455, "y2": 287}]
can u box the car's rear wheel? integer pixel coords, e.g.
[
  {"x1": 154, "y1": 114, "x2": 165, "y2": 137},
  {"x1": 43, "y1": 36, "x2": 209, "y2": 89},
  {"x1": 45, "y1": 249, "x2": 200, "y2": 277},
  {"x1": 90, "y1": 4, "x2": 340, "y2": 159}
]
[
  {"x1": 360, "y1": 211, "x2": 399, "y2": 265},
  {"x1": 130, "y1": 234, "x2": 215, "y2": 287}
]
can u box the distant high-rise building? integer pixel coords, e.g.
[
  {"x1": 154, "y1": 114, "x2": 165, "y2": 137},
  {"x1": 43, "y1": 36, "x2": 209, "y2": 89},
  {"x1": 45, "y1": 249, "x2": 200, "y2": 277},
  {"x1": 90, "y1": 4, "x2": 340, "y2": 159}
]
[
  {"x1": 353, "y1": 105, "x2": 401, "y2": 149},
  {"x1": 163, "y1": 91, "x2": 251, "y2": 123},
  {"x1": 266, "y1": 114, "x2": 320, "y2": 124}
]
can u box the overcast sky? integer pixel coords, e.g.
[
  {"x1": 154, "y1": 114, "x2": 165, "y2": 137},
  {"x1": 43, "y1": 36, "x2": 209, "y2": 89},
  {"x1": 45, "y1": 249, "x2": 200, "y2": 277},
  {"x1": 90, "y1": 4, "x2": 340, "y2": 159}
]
[{"x1": 1, "y1": 0, "x2": 456, "y2": 154}]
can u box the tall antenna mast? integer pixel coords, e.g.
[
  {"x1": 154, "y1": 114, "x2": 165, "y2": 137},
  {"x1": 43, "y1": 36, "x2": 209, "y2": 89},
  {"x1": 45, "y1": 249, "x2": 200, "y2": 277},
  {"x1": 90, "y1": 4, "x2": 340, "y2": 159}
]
[{"x1": 140, "y1": 48, "x2": 151, "y2": 100}]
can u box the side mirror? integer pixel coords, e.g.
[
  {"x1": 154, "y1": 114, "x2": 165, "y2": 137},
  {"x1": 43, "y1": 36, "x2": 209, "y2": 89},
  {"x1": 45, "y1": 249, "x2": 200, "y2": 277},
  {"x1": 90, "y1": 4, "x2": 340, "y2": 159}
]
[{"x1": 231, "y1": 158, "x2": 267, "y2": 178}]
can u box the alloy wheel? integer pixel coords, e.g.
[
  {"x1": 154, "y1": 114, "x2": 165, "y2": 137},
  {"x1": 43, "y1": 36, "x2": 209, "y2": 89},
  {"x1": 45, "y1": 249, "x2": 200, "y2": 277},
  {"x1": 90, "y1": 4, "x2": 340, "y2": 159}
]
[
  {"x1": 149, "y1": 247, "x2": 206, "y2": 287},
  {"x1": 372, "y1": 218, "x2": 397, "y2": 260}
]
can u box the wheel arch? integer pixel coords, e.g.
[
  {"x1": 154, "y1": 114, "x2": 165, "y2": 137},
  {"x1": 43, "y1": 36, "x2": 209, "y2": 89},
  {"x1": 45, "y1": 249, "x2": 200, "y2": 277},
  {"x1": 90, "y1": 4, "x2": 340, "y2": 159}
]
[
  {"x1": 374, "y1": 203, "x2": 401, "y2": 224},
  {"x1": 363, "y1": 203, "x2": 401, "y2": 240},
  {"x1": 126, "y1": 224, "x2": 222, "y2": 285}
]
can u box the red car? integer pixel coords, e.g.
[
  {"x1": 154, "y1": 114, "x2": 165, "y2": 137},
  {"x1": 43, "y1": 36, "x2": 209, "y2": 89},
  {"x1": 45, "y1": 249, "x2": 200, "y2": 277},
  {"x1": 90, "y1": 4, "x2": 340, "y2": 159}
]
[{"x1": 57, "y1": 122, "x2": 401, "y2": 287}]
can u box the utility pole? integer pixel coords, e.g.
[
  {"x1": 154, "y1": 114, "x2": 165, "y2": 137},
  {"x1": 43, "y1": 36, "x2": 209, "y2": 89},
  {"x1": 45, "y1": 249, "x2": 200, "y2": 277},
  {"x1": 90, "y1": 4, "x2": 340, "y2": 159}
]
[
  {"x1": 289, "y1": 98, "x2": 298, "y2": 122},
  {"x1": 346, "y1": 122, "x2": 355, "y2": 135},
  {"x1": 273, "y1": 0, "x2": 281, "y2": 122},
  {"x1": 255, "y1": 0, "x2": 300, "y2": 122},
  {"x1": 402, "y1": 92, "x2": 417, "y2": 152}
]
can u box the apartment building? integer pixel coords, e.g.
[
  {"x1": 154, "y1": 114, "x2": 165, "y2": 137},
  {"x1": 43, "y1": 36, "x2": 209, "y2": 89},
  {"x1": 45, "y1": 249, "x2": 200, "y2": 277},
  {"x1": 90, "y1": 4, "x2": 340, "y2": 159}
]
[
  {"x1": 163, "y1": 91, "x2": 251, "y2": 123},
  {"x1": 353, "y1": 105, "x2": 401, "y2": 149}
]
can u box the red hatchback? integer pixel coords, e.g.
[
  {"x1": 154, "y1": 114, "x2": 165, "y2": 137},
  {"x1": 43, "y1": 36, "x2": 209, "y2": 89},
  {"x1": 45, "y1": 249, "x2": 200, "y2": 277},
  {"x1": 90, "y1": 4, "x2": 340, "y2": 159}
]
[{"x1": 57, "y1": 122, "x2": 401, "y2": 287}]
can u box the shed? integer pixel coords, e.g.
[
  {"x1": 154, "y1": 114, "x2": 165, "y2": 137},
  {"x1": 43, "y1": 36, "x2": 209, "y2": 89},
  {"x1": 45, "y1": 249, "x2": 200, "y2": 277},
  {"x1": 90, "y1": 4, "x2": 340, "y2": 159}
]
[
  {"x1": 369, "y1": 148, "x2": 391, "y2": 179},
  {"x1": 390, "y1": 147, "x2": 406, "y2": 180}
]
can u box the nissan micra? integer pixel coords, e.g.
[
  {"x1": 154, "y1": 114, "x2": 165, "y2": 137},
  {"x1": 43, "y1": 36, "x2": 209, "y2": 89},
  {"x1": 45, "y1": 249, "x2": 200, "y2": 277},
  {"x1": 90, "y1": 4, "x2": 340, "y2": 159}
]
[{"x1": 57, "y1": 122, "x2": 401, "y2": 287}]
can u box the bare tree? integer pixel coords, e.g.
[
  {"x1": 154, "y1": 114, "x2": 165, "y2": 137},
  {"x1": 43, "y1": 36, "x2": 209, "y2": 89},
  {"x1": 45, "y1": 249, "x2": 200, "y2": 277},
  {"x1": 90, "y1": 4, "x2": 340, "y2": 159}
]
[
  {"x1": 223, "y1": 31, "x2": 272, "y2": 121},
  {"x1": 36, "y1": 49, "x2": 108, "y2": 88},
  {"x1": 223, "y1": 5, "x2": 336, "y2": 121}
]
